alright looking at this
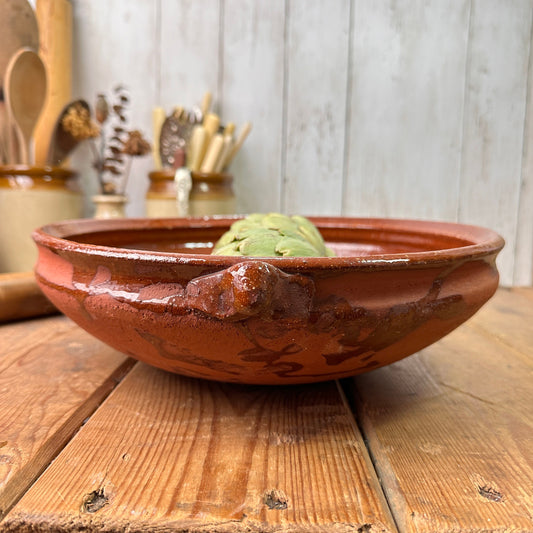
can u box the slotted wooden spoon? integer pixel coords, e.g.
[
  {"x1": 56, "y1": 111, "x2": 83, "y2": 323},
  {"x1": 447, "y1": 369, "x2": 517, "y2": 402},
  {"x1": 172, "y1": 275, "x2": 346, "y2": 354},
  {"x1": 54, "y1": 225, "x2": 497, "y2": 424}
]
[{"x1": 4, "y1": 48, "x2": 47, "y2": 164}]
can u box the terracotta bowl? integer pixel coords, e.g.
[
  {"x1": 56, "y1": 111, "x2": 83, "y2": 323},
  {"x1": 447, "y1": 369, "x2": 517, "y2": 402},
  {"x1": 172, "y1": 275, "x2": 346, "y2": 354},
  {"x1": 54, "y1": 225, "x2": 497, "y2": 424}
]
[{"x1": 33, "y1": 217, "x2": 504, "y2": 385}]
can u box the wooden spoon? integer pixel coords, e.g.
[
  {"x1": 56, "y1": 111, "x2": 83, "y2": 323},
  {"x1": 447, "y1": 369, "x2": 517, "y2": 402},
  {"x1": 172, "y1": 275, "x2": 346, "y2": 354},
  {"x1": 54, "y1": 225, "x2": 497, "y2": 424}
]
[
  {"x1": 46, "y1": 99, "x2": 90, "y2": 166},
  {"x1": 5, "y1": 48, "x2": 47, "y2": 164}
]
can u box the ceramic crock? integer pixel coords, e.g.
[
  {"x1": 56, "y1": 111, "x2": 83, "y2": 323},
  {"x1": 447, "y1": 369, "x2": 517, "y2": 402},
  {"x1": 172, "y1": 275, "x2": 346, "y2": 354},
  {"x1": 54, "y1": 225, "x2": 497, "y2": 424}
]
[
  {"x1": 146, "y1": 169, "x2": 236, "y2": 217},
  {"x1": 0, "y1": 165, "x2": 82, "y2": 273}
]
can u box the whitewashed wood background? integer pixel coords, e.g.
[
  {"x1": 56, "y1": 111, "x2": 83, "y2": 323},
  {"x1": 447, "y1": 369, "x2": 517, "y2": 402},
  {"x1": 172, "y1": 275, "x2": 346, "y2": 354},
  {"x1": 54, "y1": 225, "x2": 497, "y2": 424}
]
[{"x1": 50, "y1": 0, "x2": 533, "y2": 286}]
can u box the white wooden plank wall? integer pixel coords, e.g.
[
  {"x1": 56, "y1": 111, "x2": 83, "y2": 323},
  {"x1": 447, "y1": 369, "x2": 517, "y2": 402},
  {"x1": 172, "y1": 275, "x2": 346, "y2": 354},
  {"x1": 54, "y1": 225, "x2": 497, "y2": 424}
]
[{"x1": 63, "y1": 0, "x2": 533, "y2": 286}]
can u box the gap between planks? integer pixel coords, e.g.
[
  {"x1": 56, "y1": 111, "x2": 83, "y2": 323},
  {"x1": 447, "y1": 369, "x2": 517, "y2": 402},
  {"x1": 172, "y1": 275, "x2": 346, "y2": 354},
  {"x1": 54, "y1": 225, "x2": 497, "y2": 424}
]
[
  {"x1": 346, "y1": 288, "x2": 533, "y2": 533},
  {"x1": 2, "y1": 364, "x2": 398, "y2": 532},
  {"x1": 0, "y1": 316, "x2": 137, "y2": 521}
]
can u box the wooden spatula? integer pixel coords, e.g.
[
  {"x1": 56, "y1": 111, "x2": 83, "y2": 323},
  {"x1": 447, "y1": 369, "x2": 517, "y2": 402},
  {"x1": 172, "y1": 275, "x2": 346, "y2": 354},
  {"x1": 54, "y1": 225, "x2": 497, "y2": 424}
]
[{"x1": 4, "y1": 48, "x2": 47, "y2": 164}]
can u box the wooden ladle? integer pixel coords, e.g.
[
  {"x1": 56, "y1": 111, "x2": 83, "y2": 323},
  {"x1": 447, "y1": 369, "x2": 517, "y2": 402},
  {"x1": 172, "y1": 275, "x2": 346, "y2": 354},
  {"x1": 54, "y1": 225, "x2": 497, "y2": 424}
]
[{"x1": 5, "y1": 48, "x2": 47, "y2": 164}]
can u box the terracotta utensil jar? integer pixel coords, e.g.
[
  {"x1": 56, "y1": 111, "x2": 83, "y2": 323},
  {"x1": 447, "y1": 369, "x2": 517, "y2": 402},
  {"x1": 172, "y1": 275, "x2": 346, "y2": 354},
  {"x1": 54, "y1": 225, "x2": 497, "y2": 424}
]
[
  {"x1": 0, "y1": 165, "x2": 81, "y2": 272},
  {"x1": 146, "y1": 169, "x2": 236, "y2": 217},
  {"x1": 33, "y1": 216, "x2": 504, "y2": 385}
]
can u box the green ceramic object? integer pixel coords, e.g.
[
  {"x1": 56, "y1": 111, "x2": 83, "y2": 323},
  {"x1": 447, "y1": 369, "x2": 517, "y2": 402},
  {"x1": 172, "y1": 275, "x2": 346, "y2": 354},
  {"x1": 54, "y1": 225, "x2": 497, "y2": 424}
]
[{"x1": 212, "y1": 213, "x2": 335, "y2": 257}]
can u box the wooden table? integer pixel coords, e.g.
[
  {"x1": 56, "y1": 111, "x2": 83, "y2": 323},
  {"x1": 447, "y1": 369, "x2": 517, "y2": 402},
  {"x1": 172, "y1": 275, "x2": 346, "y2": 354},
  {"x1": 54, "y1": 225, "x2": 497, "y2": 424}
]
[{"x1": 0, "y1": 287, "x2": 532, "y2": 532}]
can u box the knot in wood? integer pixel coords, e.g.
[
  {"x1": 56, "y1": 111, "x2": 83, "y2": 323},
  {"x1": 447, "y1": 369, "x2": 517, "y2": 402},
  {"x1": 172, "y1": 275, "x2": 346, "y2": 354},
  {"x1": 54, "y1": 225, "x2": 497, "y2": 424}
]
[{"x1": 264, "y1": 488, "x2": 289, "y2": 510}]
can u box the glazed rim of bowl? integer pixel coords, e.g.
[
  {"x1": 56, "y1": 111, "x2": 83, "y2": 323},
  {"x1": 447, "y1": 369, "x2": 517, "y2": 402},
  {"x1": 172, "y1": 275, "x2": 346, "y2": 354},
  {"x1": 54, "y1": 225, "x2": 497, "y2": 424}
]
[{"x1": 33, "y1": 216, "x2": 505, "y2": 271}]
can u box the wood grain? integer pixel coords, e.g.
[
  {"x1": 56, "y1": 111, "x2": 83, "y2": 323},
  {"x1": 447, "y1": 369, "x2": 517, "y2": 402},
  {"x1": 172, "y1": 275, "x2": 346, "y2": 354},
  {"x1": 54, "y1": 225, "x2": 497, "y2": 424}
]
[
  {"x1": 467, "y1": 287, "x2": 533, "y2": 361},
  {"x1": 349, "y1": 288, "x2": 533, "y2": 532},
  {"x1": 458, "y1": 0, "x2": 533, "y2": 286},
  {"x1": 515, "y1": 21, "x2": 533, "y2": 286},
  {"x1": 283, "y1": 0, "x2": 350, "y2": 216},
  {"x1": 512, "y1": 286, "x2": 533, "y2": 301},
  {"x1": 344, "y1": 0, "x2": 469, "y2": 222},
  {"x1": 221, "y1": 0, "x2": 285, "y2": 214},
  {"x1": 0, "y1": 316, "x2": 134, "y2": 520},
  {"x1": 0, "y1": 272, "x2": 57, "y2": 323},
  {"x1": 159, "y1": 0, "x2": 220, "y2": 112},
  {"x1": 2, "y1": 364, "x2": 396, "y2": 532},
  {"x1": 0, "y1": 272, "x2": 56, "y2": 323},
  {"x1": 33, "y1": 0, "x2": 72, "y2": 166}
]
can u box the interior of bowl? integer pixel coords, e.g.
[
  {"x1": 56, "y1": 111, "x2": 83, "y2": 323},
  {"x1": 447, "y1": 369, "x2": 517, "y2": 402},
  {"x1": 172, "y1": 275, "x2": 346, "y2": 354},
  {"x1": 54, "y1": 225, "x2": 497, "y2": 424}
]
[{"x1": 35, "y1": 216, "x2": 504, "y2": 267}]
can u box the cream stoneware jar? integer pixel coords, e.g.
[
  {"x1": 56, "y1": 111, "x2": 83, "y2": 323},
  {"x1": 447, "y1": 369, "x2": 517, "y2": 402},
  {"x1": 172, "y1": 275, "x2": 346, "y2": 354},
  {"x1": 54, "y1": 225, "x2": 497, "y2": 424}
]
[
  {"x1": 146, "y1": 169, "x2": 236, "y2": 217},
  {"x1": 0, "y1": 165, "x2": 82, "y2": 273}
]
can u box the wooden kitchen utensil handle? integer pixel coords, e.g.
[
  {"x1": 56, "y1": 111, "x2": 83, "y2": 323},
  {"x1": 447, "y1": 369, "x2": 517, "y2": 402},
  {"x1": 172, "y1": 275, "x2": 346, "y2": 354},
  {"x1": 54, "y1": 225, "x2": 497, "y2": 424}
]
[
  {"x1": 34, "y1": 0, "x2": 72, "y2": 166},
  {"x1": 152, "y1": 106, "x2": 165, "y2": 170},
  {"x1": 203, "y1": 113, "x2": 220, "y2": 143},
  {"x1": 200, "y1": 91, "x2": 212, "y2": 118},
  {"x1": 188, "y1": 125, "x2": 208, "y2": 171},
  {"x1": 200, "y1": 133, "x2": 224, "y2": 173},
  {"x1": 224, "y1": 122, "x2": 252, "y2": 168},
  {"x1": 215, "y1": 134, "x2": 234, "y2": 173}
]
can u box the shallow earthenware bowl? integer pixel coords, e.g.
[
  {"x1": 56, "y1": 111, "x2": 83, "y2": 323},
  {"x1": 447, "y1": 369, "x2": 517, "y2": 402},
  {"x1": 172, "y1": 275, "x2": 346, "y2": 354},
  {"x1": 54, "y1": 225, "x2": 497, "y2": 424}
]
[{"x1": 33, "y1": 217, "x2": 504, "y2": 385}]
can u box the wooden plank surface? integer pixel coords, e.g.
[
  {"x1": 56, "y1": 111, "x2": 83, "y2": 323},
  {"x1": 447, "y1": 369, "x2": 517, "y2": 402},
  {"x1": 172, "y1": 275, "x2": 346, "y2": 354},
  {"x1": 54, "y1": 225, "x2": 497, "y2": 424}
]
[
  {"x1": 349, "y1": 288, "x2": 533, "y2": 532},
  {"x1": 284, "y1": 0, "x2": 350, "y2": 216},
  {"x1": 458, "y1": 0, "x2": 533, "y2": 286},
  {"x1": 2, "y1": 364, "x2": 396, "y2": 532},
  {"x1": 513, "y1": 286, "x2": 533, "y2": 301},
  {"x1": 344, "y1": 0, "x2": 470, "y2": 222},
  {"x1": 221, "y1": 0, "x2": 285, "y2": 214},
  {"x1": 159, "y1": 0, "x2": 220, "y2": 110},
  {"x1": 1, "y1": 289, "x2": 531, "y2": 531},
  {"x1": 467, "y1": 287, "x2": 533, "y2": 360},
  {"x1": 0, "y1": 316, "x2": 134, "y2": 520}
]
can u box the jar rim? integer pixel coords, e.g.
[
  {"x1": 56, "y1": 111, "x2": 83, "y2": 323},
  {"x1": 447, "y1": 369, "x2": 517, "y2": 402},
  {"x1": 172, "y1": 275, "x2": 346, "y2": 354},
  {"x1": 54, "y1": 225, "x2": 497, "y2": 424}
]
[
  {"x1": 148, "y1": 169, "x2": 232, "y2": 183},
  {"x1": 0, "y1": 165, "x2": 77, "y2": 180}
]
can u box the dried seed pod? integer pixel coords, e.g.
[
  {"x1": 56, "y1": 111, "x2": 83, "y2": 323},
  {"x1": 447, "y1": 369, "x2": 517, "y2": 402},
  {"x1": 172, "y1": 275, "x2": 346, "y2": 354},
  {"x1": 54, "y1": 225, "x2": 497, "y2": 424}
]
[
  {"x1": 62, "y1": 103, "x2": 100, "y2": 140},
  {"x1": 122, "y1": 130, "x2": 151, "y2": 157},
  {"x1": 95, "y1": 94, "x2": 109, "y2": 124}
]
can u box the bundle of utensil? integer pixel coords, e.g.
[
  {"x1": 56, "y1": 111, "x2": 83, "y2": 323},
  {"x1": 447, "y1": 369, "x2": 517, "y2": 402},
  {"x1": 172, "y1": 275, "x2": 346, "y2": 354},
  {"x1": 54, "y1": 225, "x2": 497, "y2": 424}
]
[
  {"x1": 153, "y1": 91, "x2": 252, "y2": 173},
  {"x1": 0, "y1": 43, "x2": 85, "y2": 169},
  {"x1": 1, "y1": 0, "x2": 74, "y2": 167}
]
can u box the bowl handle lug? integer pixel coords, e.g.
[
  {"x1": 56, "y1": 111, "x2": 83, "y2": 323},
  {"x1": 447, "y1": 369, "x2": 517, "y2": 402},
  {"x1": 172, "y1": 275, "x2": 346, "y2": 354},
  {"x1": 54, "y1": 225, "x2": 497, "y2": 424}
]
[{"x1": 185, "y1": 261, "x2": 315, "y2": 321}]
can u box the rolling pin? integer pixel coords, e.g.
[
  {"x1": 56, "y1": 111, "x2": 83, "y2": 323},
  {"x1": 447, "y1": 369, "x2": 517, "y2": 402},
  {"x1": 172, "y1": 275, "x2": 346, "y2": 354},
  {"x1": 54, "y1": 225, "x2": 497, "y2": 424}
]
[
  {"x1": 34, "y1": 0, "x2": 72, "y2": 166},
  {"x1": 0, "y1": 272, "x2": 57, "y2": 323}
]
